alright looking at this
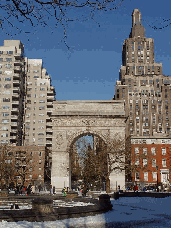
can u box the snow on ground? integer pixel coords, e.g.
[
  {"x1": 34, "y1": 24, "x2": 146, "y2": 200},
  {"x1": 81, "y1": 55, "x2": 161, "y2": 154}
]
[
  {"x1": 53, "y1": 200, "x2": 94, "y2": 208},
  {"x1": 0, "y1": 197, "x2": 171, "y2": 227}
]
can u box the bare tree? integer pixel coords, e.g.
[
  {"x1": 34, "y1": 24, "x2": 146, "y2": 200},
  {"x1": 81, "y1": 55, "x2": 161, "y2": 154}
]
[
  {"x1": 14, "y1": 148, "x2": 33, "y2": 186},
  {"x1": 71, "y1": 134, "x2": 125, "y2": 193},
  {"x1": 0, "y1": 0, "x2": 124, "y2": 45},
  {"x1": 0, "y1": 145, "x2": 15, "y2": 189}
]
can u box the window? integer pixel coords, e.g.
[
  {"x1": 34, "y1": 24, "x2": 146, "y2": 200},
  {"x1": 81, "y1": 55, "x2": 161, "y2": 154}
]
[
  {"x1": 33, "y1": 70, "x2": 39, "y2": 73},
  {"x1": 4, "y1": 84, "x2": 11, "y2": 88},
  {"x1": 7, "y1": 51, "x2": 13, "y2": 54},
  {"x1": 38, "y1": 138, "x2": 43, "y2": 141},
  {"x1": 40, "y1": 87, "x2": 45, "y2": 91},
  {"x1": 152, "y1": 159, "x2": 156, "y2": 167},
  {"x1": 151, "y1": 147, "x2": 156, "y2": 155},
  {"x1": 135, "y1": 172, "x2": 139, "y2": 181},
  {"x1": 39, "y1": 113, "x2": 44, "y2": 116},
  {"x1": 135, "y1": 158, "x2": 139, "y2": 166},
  {"x1": 144, "y1": 172, "x2": 148, "y2": 181},
  {"x1": 162, "y1": 148, "x2": 166, "y2": 155},
  {"x1": 38, "y1": 132, "x2": 44, "y2": 135},
  {"x1": 134, "y1": 147, "x2": 139, "y2": 155},
  {"x1": 143, "y1": 159, "x2": 147, "y2": 167},
  {"x1": 143, "y1": 148, "x2": 147, "y2": 155},
  {"x1": 2, "y1": 113, "x2": 9, "y2": 117},
  {"x1": 6, "y1": 58, "x2": 12, "y2": 62},
  {"x1": 1, "y1": 133, "x2": 8, "y2": 137},
  {"x1": 3, "y1": 105, "x2": 10, "y2": 109},
  {"x1": 29, "y1": 175, "x2": 32, "y2": 180},
  {"x1": 38, "y1": 119, "x2": 44, "y2": 123},
  {"x1": 6, "y1": 64, "x2": 12, "y2": 69},
  {"x1": 34, "y1": 76, "x2": 39, "y2": 78},
  {"x1": 39, "y1": 152, "x2": 42, "y2": 156},
  {"x1": 39, "y1": 167, "x2": 41, "y2": 171},
  {"x1": 2, "y1": 119, "x2": 9, "y2": 124},
  {"x1": 39, "y1": 100, "x2": 45, "y2": 103},
  {"x1": 0, "y1": 51, "x2": 3, "y2": 54},
  {"x1": 39, "y1": 175, "x2": 41, "y2": 180},
  {"x1": 5, "y1": 77, "x2": 11, "y2": 81},
  {"x1": 2, "y1": 126, "x2": 8, "y2": 131},
  {"x1": 29, "y1": 167, "x2": 32, "y2": 172},
  {"x1": 152, "y1": 172, "x2": 157, "y2": 181},
  {"x1": 3, "y1": 98, "x2": 10, "y2": 102},
  {"x1": 0, "y1": 58, "x2": 3, "y2": 62},
  {"x1": 162, "y1": 159, "x2": 166, "y2": 167},
  {"x1": 39, "y1": 106, "x2": 45, "y2": 110},
  {"x1": 40, "y1": 94, "x2": 45, "y2": 97},
  {"x1": 39, "y1": 159, "x2": 41, "y2": 164}
]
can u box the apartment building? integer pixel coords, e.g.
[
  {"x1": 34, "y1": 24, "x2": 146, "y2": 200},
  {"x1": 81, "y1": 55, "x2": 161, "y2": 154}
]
[
  {"x1": 24, "y1": 59, "x2": 55, "y2": 151},
  {"x1": 114, "y1": 9, "x2": 171, "y2": 138},
  {"x1": 0, "y1": 40, "x2": 25, "y2": 146}
]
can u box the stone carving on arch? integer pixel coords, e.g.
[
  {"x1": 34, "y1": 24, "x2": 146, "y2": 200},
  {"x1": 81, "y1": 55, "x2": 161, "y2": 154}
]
[{"x1": 66, "y1": 129, "x2": 110, "y2": 152}]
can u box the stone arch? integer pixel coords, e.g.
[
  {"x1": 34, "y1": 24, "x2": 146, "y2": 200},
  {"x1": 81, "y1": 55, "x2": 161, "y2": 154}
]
[{"x1": 51, "y1": 100, "x2": 126, "y2": 192}]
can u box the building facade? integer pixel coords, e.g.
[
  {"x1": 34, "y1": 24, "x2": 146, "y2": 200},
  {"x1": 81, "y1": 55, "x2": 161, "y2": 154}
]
[
  {"x1": 114, "y1": 9, "x2": 170, "y2": 138},
  {"x1": 114, "y1": 9, "x2": 171, "y2": 187},
  {"x1": 0, "y1": 40, "x2": 25, "y2": 146},
  {"x1": 0, "y1": 145, "x2": 48, "y2": 187},
  {"x1": 130, "y1": 136, "x2": 171, "y2": 187},
  {"x1": 24, "y1": 58, "x2": 55, "y2": 151}
]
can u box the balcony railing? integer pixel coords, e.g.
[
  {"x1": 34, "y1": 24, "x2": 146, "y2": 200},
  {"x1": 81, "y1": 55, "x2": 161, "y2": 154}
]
[
  {"x1": 14, "y1": 53, "x2": 21, "y2": 57},
  {"x1": 46, "y1": 129, "x2": 53, "y2": 132},
  {"x1": 13, "y1": 80, "x2": 20, "y2": 83},
  {"x1": 11, "y1": 122, "x2": 18, "y2": 126},
  {"x1": 11, "y1": 129, "x2": 17, "y2": 133},
  {"x1": 14, "y1": 66, "x2": 21, "y2": 71},
  {"x1": 47, "y1": 96, "x2": 55, "y2": 100},
  {"x1": 12, "y1": 101, "x2": 19, "y2": 104},
  {"x1": 11, "y1": 115, "x2": 18, "y2": 119},
  {"x1": 10, "y1": 136, "x2": 17, "y2": 139}
]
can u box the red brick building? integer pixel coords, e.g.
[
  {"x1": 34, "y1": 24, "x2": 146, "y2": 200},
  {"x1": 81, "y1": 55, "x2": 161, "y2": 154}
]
[
  {"x1": 0, "y1": 145, "x2": 49, "y2": 188},
  {"x1": 128, "y1": 135, "x2": 171, "y2": 187}
]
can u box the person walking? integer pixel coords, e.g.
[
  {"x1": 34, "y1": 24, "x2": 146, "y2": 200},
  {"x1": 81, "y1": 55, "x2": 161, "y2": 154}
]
[
  {"x1": 82, "y1": 185, "x2": 88, "y2": 197},
  {"x1": 62, "y1": 187, "x2": 67, "y2": 197}
]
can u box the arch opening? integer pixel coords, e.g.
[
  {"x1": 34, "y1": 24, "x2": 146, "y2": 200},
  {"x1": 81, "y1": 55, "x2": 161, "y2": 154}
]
[{"x1": 69, "y1": 133, "x2": 108, "y2": 191}]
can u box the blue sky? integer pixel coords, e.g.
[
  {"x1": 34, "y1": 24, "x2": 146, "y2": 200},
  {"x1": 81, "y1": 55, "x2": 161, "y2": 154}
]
[{"x1": 1, "y1": 0, "x2": 171, "y2": 100}]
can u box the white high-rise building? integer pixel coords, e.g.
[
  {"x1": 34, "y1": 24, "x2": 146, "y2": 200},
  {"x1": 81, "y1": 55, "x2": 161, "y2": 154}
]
[{"x1": 0, "y1": 40, "x2": 55, "y2": 149}]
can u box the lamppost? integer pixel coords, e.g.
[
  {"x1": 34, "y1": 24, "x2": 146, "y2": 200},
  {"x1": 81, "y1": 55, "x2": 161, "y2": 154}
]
[{"x1": 156, "y1": 165, "x2": 159, "y2": 192}]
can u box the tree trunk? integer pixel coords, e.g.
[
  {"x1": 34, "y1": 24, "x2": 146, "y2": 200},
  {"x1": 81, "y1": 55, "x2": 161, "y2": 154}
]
[{"x1": 106, "y1": 178, "x2": 110, "y2": 193}]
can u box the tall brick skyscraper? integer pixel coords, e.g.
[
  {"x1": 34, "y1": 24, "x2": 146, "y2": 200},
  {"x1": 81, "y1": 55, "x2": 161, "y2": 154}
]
[{"x1": 114, "y1": 9, "x2": 170, "y2": 138}]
